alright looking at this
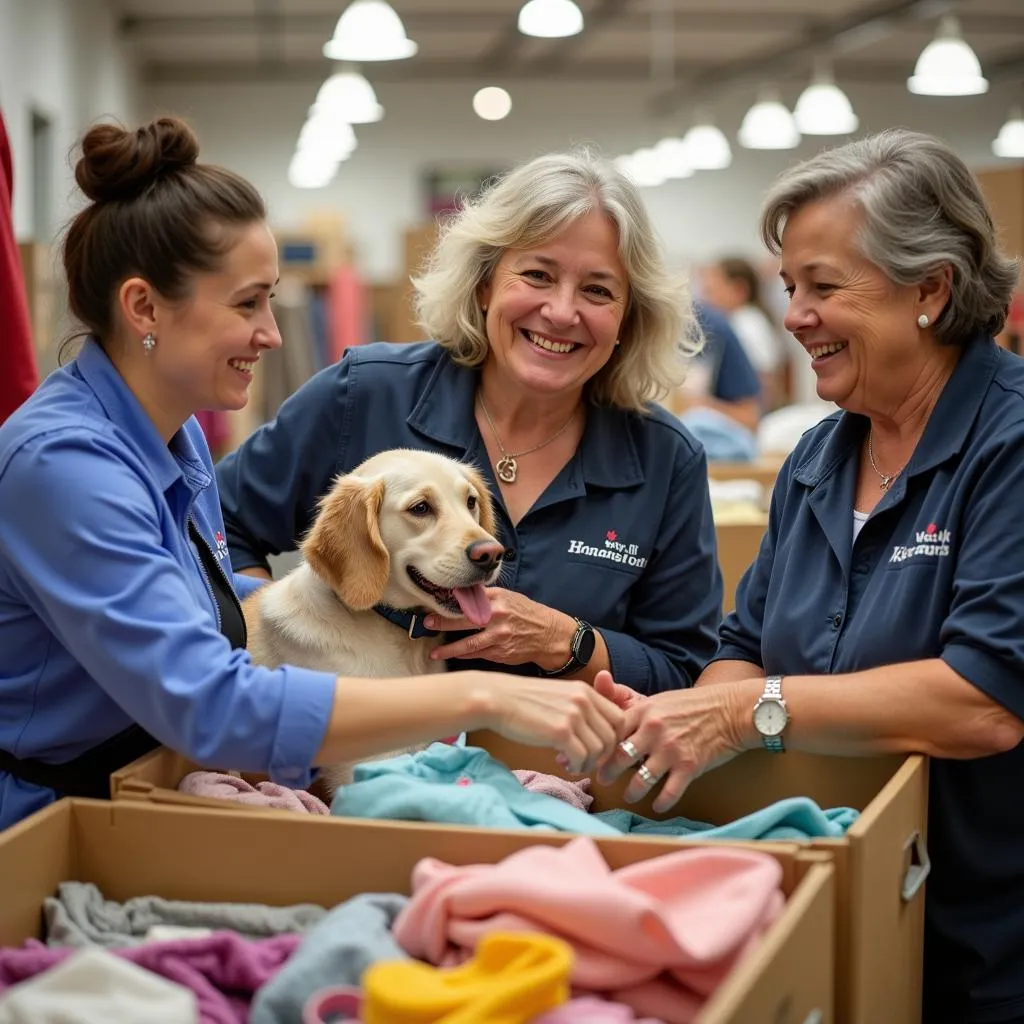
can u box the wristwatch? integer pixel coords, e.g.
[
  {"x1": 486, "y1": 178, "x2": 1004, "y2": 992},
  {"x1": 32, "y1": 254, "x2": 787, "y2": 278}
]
[
  {"x1": 540, "y1": 619, "x2": 596, "y2": 678},
  {"x1": 752, "y1": 675, "x2": 789, "y2": 753}
]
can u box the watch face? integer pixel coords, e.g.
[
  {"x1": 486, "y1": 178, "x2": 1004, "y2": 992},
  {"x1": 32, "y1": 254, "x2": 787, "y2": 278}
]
[
  {"x1": 753, "y1": 699, "x2": 787, "y2": 737},
  {"x1": 575, "y1": 625, "x2": 596, "y2": 666}
]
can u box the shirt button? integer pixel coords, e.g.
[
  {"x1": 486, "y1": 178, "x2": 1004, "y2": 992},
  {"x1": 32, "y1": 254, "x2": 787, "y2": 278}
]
[
  {"x1": 832, "y1": 613, "x2": 843, "y2": 629},
  {"x1": 504, "y1": 547, "x2": 517, "y2": 562}
]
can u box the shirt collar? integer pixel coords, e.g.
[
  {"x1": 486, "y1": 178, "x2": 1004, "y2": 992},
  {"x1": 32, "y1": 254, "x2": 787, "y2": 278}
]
[
  {"x1": 794, "y1": 334, "x2": 998, "y2": 490},
  {"x1": 75, "y1": 338, "x2": 210, "y2": 494},
  {"x1": 406, "y1": 351, "x2": 644, "y2": 489}
]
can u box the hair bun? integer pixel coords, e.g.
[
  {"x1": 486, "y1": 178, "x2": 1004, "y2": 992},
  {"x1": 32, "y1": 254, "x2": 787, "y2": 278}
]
[{"x1": 75, "y1": 116, "x2": 200, "y2": 203}]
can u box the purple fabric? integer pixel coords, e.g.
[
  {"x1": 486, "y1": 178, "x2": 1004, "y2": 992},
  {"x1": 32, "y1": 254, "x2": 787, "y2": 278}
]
[
  {"x1": 511, "y1": 770, "x2": 593, "y2": 812},
  {"x1": 0, "y1": 931, "x2": 301, "y2": 1024},
  {"x1": 535, "y1": 996, "x2": 666, "y2": 1023},
  {"x1": 178, "y1": 772, "x2": 330, "y2": 815}
]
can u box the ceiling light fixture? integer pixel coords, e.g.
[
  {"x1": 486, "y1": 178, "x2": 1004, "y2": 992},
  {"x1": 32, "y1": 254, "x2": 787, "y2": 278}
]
[
  {"x1": 682, "y1": 120, "x2": 732, "y2": 170},
  {"x1": 738, "y1": 89, "x2": 800, "y2": 150},
  {"x1": 907, "y1": 16, "x2": 988, "y2": 96},
  {"x1": 323, "y1": 0, "x2": 418, "y2": 62},
  {"x1": 794, "y1": 64, "x2": 859, "y2": 135},
  {"x1": 517, "y1": 0, "x2": 584, "y2": 39},
  {"x1": 992, "y1": 107, "x2": 1024, "y2": 159},
  {"x1": 473, "y1": 87, "x2": 512, "y2": 121},
  {"x1": 313, "y1": 70, "x2": 384, "y2": 124}
]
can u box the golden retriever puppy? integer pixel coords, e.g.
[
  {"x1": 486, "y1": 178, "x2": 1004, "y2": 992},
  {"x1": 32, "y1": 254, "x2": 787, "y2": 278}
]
[{"x1": 241, "y1": 448, "x2": 504, "y2": 796}]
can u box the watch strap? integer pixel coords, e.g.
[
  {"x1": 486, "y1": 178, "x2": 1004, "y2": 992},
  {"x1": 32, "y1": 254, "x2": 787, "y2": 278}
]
[{"x1": 540, "y1": 619, "x2": 593, "y2": 678}]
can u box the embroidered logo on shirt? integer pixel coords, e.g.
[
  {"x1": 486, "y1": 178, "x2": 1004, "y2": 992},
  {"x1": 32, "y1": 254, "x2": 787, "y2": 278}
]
[
  {"x1": 213, "y1": 530, "x2": 230, "y2": 563},
  {"x1": 567, "y1": 531, "x2": 648, "y2": 569},
  {"x1": 889, "y1": 522, "x2": 951, "y2": 564}
]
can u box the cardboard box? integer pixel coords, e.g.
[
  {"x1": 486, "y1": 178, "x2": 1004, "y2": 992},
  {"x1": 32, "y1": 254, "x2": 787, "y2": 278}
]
[
  {"x1": 715, "y1": 518, "x2": 767, "y2": 614},
  {"x1": 708, "y1": 457, "x2": 784, "y2": 492},
  {"x1": 0, "y1": 799, "x2": 835, "y2": 1024},
  {"x1": 471, "y1": 735, "x2": 928, "y2": 1024}
]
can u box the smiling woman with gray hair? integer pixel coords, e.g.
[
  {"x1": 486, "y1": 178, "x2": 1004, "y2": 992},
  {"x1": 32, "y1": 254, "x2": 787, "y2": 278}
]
[
  {"x1": 219, "y1": 148, "x2": 723, "y2": 695},
  {"x1": 597, "y1": 128, "x2": 1024, "y2": 1023}
]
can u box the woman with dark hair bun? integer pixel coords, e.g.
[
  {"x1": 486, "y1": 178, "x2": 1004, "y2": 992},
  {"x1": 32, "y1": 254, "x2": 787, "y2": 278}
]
[{"x1": 0, "y1": 116, "x2": 624, "y2": 830}]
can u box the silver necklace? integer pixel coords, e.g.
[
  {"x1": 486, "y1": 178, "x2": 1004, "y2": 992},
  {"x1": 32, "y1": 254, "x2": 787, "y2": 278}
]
[
  {"x1": 477, "y1": 394, "x2": 578, "y2": 484},
  {"x1": 867, "y1": 432, "x2": 905, "y2": 493}
]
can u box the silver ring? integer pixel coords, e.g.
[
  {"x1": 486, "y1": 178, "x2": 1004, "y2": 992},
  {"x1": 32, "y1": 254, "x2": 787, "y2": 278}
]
[
  {"x1": 636, "y1": 763, "x2": 656, "y2": 786},
  {"x1": 618, "y1": 739, "x2": 639, "y2": 761}
]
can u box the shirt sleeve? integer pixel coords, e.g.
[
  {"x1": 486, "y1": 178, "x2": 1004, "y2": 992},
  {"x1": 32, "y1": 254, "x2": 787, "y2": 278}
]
[
  {"x1": 940, "y1": 431, "x2": 1024, "y2": 721},
  {"x1": 713, "y1": 325, "x2": 762, "y2": 403},
  {"x1": 599, "y1": 444, "x2": 723, "y2": 694},
  {"x1": 216, "y1": 358, "x2": 350, "y2": 573},
  {"x1": 232, "y1": 572, "x2": 268, "y2": 601},
  {"x1": 0, "y1": 432, "x2": 337, "y2": 786}
]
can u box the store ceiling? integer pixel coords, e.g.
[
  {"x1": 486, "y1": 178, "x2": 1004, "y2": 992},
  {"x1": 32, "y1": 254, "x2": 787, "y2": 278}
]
[{"x1": 115, "y1": 0, "x2": 1024, "y2": 113}]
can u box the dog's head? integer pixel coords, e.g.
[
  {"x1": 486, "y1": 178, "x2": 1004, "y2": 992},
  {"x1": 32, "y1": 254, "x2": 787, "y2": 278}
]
[{"x1": 302, "y1": 448, "x2": 503, "y2": 626}]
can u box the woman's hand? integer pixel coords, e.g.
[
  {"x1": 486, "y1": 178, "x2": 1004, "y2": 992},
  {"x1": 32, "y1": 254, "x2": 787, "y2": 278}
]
[
  {"x1": 593, "y1": 671, "x2": 647, "y2": 711},
  {"x1": 474, "y1": 669, "x2": 626, "y2": 775},
  {"x1": 425, "y1": 588, "x2": 578, "y2": 672},
  {"x1": 597, "y1": 680, "x2": 758, "y2": 813}
]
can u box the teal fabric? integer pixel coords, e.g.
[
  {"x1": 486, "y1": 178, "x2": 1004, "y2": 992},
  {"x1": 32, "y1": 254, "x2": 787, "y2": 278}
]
[
  {"x1": 330, "y1": 743, "x2": 622, "y2": 837},
  {"x1": 595, "y1": 797, "x2": 858, "y2": 841}
]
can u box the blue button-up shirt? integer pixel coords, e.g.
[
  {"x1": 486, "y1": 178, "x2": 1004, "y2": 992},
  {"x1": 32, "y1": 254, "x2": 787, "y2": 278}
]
[
  {"x1": 717, "y1": 336, "x2": 1024, "y2": 1021},
  {"x1": 217, "y1": 342, "x2": 723, "y2": 693},
  {"x1": 0, "y1": 340, "x2": 338, "y2": 830}
]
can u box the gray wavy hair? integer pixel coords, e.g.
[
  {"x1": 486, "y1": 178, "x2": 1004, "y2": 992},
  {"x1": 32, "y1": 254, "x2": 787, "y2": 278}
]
[
  {"x1": 760, "y1": 128, "x2": 1020, "y2": 345},
  {"x1": 413, "y1": 150, "x2": 699, "y2": 412}
]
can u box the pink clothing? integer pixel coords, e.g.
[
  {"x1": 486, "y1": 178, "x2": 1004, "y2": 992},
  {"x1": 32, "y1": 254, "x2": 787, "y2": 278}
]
[
  {"x1": 535, "y1": 996, "x2": 666, "y2": 1023},
  {"x1": 0, "y1": 931, "x2": 300, "y2": 1024},
  {"x1": 512, "y1": 770, "x2": 593, "y2": 812},
  {"x1": 178, "y1": 772, "x2": 330, "y2": 815},
  {"x1": 392, "y1": 836, "x2": 784, "y2": 1024}
]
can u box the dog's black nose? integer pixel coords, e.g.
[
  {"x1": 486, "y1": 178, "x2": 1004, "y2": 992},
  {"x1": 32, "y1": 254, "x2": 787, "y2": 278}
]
[{"x1": 466, "y1": 539, "x2": 504, "y2": 572}]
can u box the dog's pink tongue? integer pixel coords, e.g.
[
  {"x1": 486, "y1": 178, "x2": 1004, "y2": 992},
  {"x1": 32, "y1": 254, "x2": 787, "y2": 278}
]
[{"x1": 453, "y1": 585, "x2": 492, "y2": 627}]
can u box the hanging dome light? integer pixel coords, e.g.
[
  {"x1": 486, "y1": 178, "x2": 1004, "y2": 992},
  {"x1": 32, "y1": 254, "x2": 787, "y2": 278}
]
[
  {"x1": 288, "y1": 149, "x2": 338, "y2": 190},
  {"x1": 992, "y1": 108, "x2": 1024, "y2": 159},
  {"x1": 615, "y1": 149, "x2": 666, "y2": 189},
  {"x1": 738, "y1": 90, "x2": 800, "y2": 150},
  {"x1": 794, "y1": 66, "x2": 859, "y2": 135},
  {"x1": 473, "y1": 87, "x2": 513, "y2": 121},
  {"x1": 682, "y1": 121, "x2": 732, "y2": 170},
  {"x1": 313, "y1": 71, "x2": 384, "y2": 124},
  {"x1": 517, "y1": 0, "x2": 584, "y2": 39},
  {"x1": 907, "y1": 16, "x2": 987, "y2": 96},
  {"x1": 323, "y1": 0, "x2": 418, "y2": 62},
  {"x1": 297, "y1": 114, "x2": 357, "y2": 162},
  {"x1": 653, "y1": 137, "x2": 694, "y2": 179}
]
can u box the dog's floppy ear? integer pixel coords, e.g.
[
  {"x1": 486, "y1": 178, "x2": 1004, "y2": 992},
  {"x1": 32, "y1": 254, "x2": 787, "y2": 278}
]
[
  {"x1": 462, "y1": 464, "x2": 498, "y2": 538},
  {"x1": 302, "y1": 474, "x2": 389, "y2": 610}
]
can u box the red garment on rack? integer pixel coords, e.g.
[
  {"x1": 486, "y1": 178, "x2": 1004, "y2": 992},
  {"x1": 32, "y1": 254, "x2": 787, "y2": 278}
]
[
  {"x1": 326, "y1": 264, "x2": 366, "y2": 362},
  {"x1": 0, "y1": 110, "x2": 38, "y2": 424}
]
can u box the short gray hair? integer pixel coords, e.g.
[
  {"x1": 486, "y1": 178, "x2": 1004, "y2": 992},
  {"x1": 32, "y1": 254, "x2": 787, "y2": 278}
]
[
  {"x1": 760, "y1": 128, "x2": 1020, "y2": 345},
  {"x1": 413, "y1": 150, "x2": 699, "y2": 412}
]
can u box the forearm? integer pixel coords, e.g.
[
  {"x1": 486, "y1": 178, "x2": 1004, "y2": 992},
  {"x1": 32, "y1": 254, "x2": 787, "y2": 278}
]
[
  {"x1": 686, "y1": 395, "x2": 760, "y2": 432},
  {"x1": 314, "y1": 672, "x2": 493, "y2": 765},
  {"x1": 728, "y1": 659, "x2": 1024, "y2": 759},
  {"x1": 239, "y1": 566, "x2": 273, "y2": 581},
  {"x1": 697, "y1": 658, "x2": 763, "y2": 687}
]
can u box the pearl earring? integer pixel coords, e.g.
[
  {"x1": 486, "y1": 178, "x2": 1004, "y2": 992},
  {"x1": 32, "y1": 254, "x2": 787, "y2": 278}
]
[
  {"x1": 917, "y1": 314, "x2": 929, "y2": 329},
  {"x1": 614, "y1": 339, "x2": 620, "y2": 347},
  {"x1": 481, "y1": 306, "x2": 488, "y2": 315},
  {"x1": 142, "y1": 332, "x2": 156, "y2": 352}
]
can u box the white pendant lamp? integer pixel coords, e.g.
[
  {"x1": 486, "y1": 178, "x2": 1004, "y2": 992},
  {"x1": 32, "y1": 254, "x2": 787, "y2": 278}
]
[
  {"x1": 323, "y1": 0, "x2": 418, "y2": 62},
  {"x1": 517, "y1": 0, "x2": 584, "y2": 39},
  {"x1": 473, "y1": 87, "x2": 512, "y2": 121},
  {"x1": 992, "y1": 108, "x2": 1024, "y2": 159},
  {"x1": 682, "y1": 121, "x2": 732, "y2": 170},
  {"x1": 653, "y1": 137, "x2": 694, "y2": 179},
  {"x1": 907, "y1": 16, "x2": 987, "y2": 96},
  {"x1": 738, "y1": 90, "x2": 800, "y2": 150},
  {"x1": 794, "y1": 65, "x2": 859, "y2": 135},
  {"x1": 313, "y1": 70, "x2": 383, "y2": 124}
]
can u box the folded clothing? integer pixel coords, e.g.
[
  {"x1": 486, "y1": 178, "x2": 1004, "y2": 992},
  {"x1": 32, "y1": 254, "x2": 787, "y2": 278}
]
[
  {"x1": 535, "y1": 996, "x2": 666, "y2": 1023},
  {"x1": 44, "y1": 881, "x2": 325, "y2": 949},
  {"x1": 393, "y1": 835, "x2": 784, "y2": 1024},
  {"x1": 178, "y1": 772, "x2": 330, "y2": 815},
  {"x1": 511, "y1": 771, "x2": 593, "y2": 813},
  {"x1": 0, "y1": 931, "x2": 301, "y2": 1024},
  {"x1": 596, "y1": 796, "x2": 858, "y2": 842},
  {"x1": 0, "y1": 946, "x2": 198, "y2": 1023},
  {"x1": 331, "y1": 744, "x2": 620, "y2": 837},
  {"x1": 250, "y1": 893, "x2": 409, "y2": 1024}
]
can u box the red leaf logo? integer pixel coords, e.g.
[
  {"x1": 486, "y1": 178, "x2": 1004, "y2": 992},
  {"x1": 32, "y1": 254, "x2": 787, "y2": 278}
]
[
  {"x1": 606, "y1": 530, "x2": 617, "y2": 541},
  {"x1": 926, "y1": 523, "x2": 937, "y2": 535}
]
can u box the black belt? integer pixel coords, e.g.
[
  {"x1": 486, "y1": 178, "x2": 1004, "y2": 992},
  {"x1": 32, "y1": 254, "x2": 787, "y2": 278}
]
[{"x1": 0, "y1": 723, "x2": 160, "y2": 799}]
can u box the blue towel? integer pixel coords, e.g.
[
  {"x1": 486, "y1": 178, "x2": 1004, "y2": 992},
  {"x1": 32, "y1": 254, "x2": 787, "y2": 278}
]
[
  {"x1": 679, "y1": 406, "x2": 758, "y2": 461},
  {"x1": 330, "y1": 743, "x2": 621, "y2": 837},
  {"x1": 595, "y1": 796, "x2": 858, "y2": 841}
]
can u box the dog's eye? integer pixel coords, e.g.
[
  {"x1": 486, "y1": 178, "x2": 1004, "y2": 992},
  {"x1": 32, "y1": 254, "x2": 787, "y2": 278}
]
[
  {"x1": 408, "y1": 500, "x2": 432, "y2": 517},
  {"x1": 467, "y1": 495, "x2": 478, "y2": 511}
]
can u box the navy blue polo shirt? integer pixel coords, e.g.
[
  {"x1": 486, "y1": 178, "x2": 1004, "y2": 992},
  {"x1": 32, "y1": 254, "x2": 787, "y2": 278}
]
[
  {"x1": 217, "y1": 342, "x2": 723, "y2": 693},
  {"x1": 694, "y1": 301, "x2": 761, "y2": 403},
  {"x1": 718, "y1": 337, "x2": 1024, "y2": 1023}
]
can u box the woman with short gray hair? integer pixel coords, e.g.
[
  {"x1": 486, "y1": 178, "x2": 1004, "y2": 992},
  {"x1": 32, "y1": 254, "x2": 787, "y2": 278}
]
[
  {"x1": 219, "y1": 148, "x2": 723, "y2": 694},
  {"x1": 598, "y1": 128, "x2": 1024, "y2": 1023}
]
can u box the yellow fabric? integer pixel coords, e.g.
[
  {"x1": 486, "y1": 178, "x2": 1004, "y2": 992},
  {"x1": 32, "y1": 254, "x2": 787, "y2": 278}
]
[{"x1": 361, "y1": 931, "x2": 572, "y2": 1024}]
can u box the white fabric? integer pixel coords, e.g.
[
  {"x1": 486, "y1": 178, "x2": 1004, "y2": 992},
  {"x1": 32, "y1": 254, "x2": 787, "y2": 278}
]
[
  {"x1": 852, "y1": 509, "x2": 869, "y2": 544},
  {"x1": 144, "y1": 925, "x2": 214, "y2": 944},
  {"x1": 730, "y1": 306, "x2": 784, "y2": 373},
  {"x1": 0, "y1": 947, "x2": 197, "y2": 1023},
  {"x1": 757, "y1": 402, "x2": 836, "y2": 457}
]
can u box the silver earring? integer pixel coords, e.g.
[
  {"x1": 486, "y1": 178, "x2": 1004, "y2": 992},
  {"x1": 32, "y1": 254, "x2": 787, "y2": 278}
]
[
  {"x1": 917, "y1": 314, "x2": 929, "y2": 329},
  {"x1": 481, "y1": 306, "x2": 488, "y2": 314},
  {"x1": 614, "y1": 339, "x2": 620, "y2": 347},
  {"x1": 142, "y1": 332, "x2": 156, "y2": 352}
]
